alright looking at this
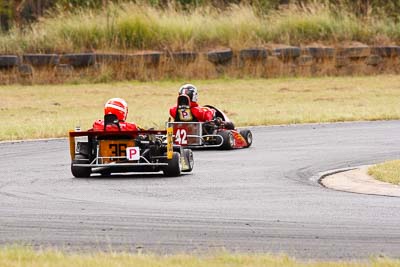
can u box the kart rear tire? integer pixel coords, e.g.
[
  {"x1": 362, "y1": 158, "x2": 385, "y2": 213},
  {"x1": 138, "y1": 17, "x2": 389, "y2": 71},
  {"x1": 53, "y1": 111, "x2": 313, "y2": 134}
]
[
  {"x1": 219, "y1": 130, "x2": 235, "y2": 150},
  {"x1": 182, "y1": 149, "x2": 194, "y2": 172},
  {"x1": 71, "y1": 154, "x2": 91, "y2": 178},
  {"x1": 163, "y1": 152, "x2": 181, "y2": 177},
  {"x1": 239, "y1": 129, "x2": 253, "y2": 148}
]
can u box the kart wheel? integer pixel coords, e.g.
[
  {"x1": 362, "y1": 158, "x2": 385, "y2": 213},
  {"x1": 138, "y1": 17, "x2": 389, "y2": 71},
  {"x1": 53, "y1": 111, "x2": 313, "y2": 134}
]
[
  {"x1": 239, "y1": 129, "x2": 253, "y2": 148},
  {"x1": 163, "y1": 152, "x2": 181, "y2": 177},
  {"x1": 182, "y1": 149, "x2": 194, "y2": 172},
  {"x1": 219, "y1": 130, "x2": 235, "y2": 150},
  {"x1": 71, "y1": 154, "x2": 91, "y2": 178}
]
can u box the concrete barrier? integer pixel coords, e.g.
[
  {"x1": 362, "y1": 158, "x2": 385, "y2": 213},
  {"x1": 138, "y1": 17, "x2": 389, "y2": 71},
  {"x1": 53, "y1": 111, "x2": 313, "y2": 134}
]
[{"x1": 337, "y1": 46, "x2": 370, "y2": 58}]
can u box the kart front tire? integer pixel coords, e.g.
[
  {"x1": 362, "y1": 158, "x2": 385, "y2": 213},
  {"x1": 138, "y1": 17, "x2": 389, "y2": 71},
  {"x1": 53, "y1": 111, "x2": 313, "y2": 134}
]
[
  {"x1": 182, "y1": 149, "x2": 194, "y2": 172},
  {"x1": 239, "y1": 129, "x2": 253, "y2": 148},
  {"x1": 219, "y1": 130, "x2": 235, "y2": 150},
  {"x1": 71, "y1": 154, "x2": 91, "y2": 178},
  {"x1": 163, "y1": 152, "x2": 181, "y2": 177}
]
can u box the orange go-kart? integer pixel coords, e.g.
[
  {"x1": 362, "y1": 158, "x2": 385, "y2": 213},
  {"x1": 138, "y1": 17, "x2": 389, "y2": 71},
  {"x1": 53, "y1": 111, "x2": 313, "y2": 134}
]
[{"x1": 69, "y1": 114, "x2": 194, "y2": 178}]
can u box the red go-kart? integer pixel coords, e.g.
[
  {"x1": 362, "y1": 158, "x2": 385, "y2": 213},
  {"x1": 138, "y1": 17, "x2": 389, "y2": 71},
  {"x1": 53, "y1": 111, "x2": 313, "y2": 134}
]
[{"x1": 168, "y1": 95, "x2": 253, "y2": 149}]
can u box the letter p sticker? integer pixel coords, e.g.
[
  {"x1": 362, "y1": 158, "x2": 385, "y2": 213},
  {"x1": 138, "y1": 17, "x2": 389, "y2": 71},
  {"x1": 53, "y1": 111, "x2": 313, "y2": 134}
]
[{"x1": 126, "y1": 147, "x2": 140, "y2": 160}]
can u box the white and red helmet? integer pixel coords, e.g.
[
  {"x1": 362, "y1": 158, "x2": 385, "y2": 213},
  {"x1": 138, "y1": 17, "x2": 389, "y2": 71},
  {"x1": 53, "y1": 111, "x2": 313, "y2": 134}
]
[{"x1": 104, "y1": 98, "x2": 128, "y2": 121}]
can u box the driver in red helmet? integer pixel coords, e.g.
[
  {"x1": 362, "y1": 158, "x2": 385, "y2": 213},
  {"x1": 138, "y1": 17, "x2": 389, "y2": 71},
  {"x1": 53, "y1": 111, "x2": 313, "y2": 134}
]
[
  {"x1": 93, "y1": 98, "x2": 139, "y2": 131},
  {"x1": 169, "y1": 84, "x2": 214, "y2": 122}
]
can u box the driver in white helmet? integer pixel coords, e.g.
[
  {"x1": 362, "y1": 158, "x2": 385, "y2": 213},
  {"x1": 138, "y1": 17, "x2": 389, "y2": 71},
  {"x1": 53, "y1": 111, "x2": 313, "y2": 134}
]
[{"x1": 169, "y1": 84, "x2": 214, "y2": 122}]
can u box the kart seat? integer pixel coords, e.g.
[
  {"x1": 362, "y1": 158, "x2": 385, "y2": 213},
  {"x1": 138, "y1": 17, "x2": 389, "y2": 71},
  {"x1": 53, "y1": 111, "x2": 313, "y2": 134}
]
[
  {"x1": 175, "y1": 95, "x2": 198, "y2": 122},
  {"x1": 104, "y1": 114, "x2": 121, "y2": 131}
]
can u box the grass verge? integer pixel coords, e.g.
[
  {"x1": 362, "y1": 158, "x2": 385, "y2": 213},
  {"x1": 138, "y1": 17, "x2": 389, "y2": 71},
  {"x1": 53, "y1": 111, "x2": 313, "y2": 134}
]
[
  {"x1": 2, "y1": 75, "x2": 400, "y2": 141},
  {"x1": 368, "y1": 160, "x2": 400, "y2": 185},
  {"x1": 1, "y1": 246, "x2": 400, "y2": 267},
  {"x1": 0, "y1": 2, "x2": 399, "y2": 53}
]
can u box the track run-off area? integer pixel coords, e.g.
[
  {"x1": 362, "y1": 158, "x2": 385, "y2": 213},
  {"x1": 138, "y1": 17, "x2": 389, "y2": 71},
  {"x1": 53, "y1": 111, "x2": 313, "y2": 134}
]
[{"x1": 1, "y1": 121, "x2": 400, "y2": 260}]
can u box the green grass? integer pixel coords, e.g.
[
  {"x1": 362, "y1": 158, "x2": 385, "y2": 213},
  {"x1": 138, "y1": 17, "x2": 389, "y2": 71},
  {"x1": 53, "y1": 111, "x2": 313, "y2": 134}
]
[
  {"x1": 3, "y1": 75, "x2": 400, "y2": 141},
  {"x1": 368, "y1": 160, "x2": 400, "y2": 185},
  {"x1": 0, "y1": 246, "x2": 399, "y2": 267},
  {"x1": 0, "y1": 2, "x2": 398, "y2": 53}
]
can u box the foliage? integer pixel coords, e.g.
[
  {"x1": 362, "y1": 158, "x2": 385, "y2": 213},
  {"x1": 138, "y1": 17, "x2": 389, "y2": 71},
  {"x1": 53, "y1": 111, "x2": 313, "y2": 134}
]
[
  {"x1": 3, "y1": 0, "x2": 400, "y2": 31},
  {"x1": 369, "y1": 160, "x2": 400, "y2": 185},
  {"x1": 2, "y1": 246, "x2": 400, "y2": 267}
]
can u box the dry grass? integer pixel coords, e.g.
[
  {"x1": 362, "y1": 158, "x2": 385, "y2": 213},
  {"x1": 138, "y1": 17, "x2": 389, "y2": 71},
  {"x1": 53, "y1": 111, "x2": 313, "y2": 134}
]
[
  {"x1": 0, "y1": 2, "x2": 398, "y2": 53},
  {"x1": 368, "y1": 160, "x2": 400, "y2": 185},
  {"x1": 0, "y1": 246, "x2": 399, "y2": 267},
  {"x1": 2, "y1": 75, "x2": 400, "y2": 141}
]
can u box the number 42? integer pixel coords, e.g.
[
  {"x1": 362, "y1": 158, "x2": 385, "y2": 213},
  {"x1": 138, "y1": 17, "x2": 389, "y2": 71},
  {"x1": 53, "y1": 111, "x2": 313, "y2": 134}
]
[{"x1": 175, "y1": 129, "x2": 187, "y2": 145}]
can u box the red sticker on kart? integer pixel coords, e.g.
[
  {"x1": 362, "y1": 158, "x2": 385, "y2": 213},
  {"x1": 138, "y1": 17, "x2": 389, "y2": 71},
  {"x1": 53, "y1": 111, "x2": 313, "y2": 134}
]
[{"x1": 126, "y1": 147, "x2": 140, "y2": 160}]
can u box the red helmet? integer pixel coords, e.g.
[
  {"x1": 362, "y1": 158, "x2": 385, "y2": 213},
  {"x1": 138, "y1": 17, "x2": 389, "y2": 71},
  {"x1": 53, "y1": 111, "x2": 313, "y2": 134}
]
[{"x1": 104, "y1": 98, "x2": 128, "y2": 121}]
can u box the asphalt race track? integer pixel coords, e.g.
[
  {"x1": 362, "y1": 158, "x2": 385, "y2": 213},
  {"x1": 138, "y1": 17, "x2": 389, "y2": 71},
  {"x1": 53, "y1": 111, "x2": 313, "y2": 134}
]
[{"x1": 1, "y1": 121, "x2": 400, "y2": 260}]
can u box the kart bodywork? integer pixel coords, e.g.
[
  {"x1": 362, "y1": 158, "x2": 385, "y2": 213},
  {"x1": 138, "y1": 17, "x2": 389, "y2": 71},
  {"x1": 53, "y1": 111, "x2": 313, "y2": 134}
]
[{"x1": 69, "y1": 115, "x2": 194, "y2": 178}]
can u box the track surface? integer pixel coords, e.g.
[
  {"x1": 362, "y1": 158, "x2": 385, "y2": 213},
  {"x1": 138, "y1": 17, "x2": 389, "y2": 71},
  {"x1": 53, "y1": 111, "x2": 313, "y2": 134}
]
[{"x1": 1, "y1": 121, "x2": 400, "y2": 260}]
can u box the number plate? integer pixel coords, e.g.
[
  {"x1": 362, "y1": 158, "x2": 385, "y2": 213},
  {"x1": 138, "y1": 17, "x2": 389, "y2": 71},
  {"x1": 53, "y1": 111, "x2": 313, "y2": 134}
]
[
  {"x1": 172, "y1": 123, "x2": 202, "y2": 145},
  {"x1": 99, "y1": 140, "x2": 135, "y2": 163}
]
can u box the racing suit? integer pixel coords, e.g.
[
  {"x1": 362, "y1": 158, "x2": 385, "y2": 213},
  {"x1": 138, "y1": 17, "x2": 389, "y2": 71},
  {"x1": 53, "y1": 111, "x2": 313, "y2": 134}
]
[
  {"x1": 169, "y1": 102, "x2": 214, "y2": 122},
  {"x1": 92, "y1": 119, "x2": 139, "y2": 131}
]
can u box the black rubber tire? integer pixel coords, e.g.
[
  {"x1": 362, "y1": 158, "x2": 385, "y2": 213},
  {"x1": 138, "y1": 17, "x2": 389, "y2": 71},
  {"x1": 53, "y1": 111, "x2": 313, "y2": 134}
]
[
  {"x1": 61, "y1": 53, "x2": 96, "y2": 67},
  {"x1": 23, "y1": 54, "x2": 59, "y2": 66},
  {"x1": 219, "y1": 130, "x2": 235, "y2": 150},
  {"x1": 337, "y1": 46, "x2": 370, "y2": 58},
  {"x1": 207, "y1": 49, "x2": 233, "y2": 65},
  {"x1": 132, "y1": 52, "x2": 162, "y2": 66},
  {"x1": 163, "y1": 152, "x2": 181, "y2": 177},
  {"x1": 366, "y1": 55, "x2": 383, "y2": 66},
  {"x1": 18, "y1": 64, "x2": 33, "y2": 76},
  {"x1": 239, "y1": 129, "x2": 253, "y2": 148},
  {"x1": 239, "y1": 48, "x2": 267, "y2": 60},
  {"x1": 274, "y1": 47, "x2": 301, "y2": 60},
  {"x1": 371, "y1": 46, "x2": 400, "y2": 57},
  {"x1": 95, "y1": 53, "x2": 124, "y2": 64},
  {"x1": 305, "y1": 47, "x2": 335, "y2": 59},
  {"x1": 71, "y1": 154, "x2": 91, "y2": 178},
  {"x1": 182, "y1": 149, "x2": 194, "y2": 172},
  {"x1": 0, "y1": 55, "x2": 19, "y2": 68}
]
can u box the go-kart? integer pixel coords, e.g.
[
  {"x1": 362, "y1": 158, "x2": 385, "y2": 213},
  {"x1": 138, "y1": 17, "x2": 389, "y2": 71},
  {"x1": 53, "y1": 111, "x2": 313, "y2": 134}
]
[
  {"x1": 168, "y1": 95, "x2": 252, "y2": 149},
  {"x1": 69, "y1": 114, "x2": 194, "y2": 178}
]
